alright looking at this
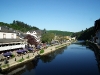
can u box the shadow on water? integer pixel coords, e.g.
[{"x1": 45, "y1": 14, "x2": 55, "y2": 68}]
[
  {"x1": 76, "y1": 41, "x2": 100, "y2": 73},
  {"x1": 40, "y1": 46, "x2": 67, "y2": 63},
  {"x1": 72, "y1": 40, "x2": 100, "y2": 72}
]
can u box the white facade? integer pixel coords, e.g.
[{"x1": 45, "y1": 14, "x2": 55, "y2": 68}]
[
  {"x1": 0, "y1": 28, "x2": 26, "y2": 51},
  {"x1": 0, "y1": 32, "x2": 16, "y2": 39},
  {"x1": 0, "y1": 44, "x2": 25, "y2": 51},
  {"x1": 26, "y1": 31, "x2": 37, "y2": 35}
]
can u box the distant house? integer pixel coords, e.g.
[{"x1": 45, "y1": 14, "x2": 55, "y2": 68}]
[
  {"x1": 26, "y1": 30, "x2": 43, "y2": 42},
  {"x1": 71, "y1": 37, "x2": 76, "y2": 40},
  {"x1": 94, "y1": 19, "x2": 100, "y2": 44},
  {"x1": 0, "y1": 26, "x2": 26, "y2": 51}
]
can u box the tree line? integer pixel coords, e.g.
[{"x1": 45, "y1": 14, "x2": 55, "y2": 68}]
[
  {"x1": 47, "y1": 30, "x2": 73, "y2": 36},
  {"x1": 71, "y1": 26, "x2": 95, "y2": 40},
  {"x1": 0, "y1": 20, "x2": 39, "y2": 32}
]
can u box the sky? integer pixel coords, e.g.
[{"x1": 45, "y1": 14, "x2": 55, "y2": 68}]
[{"x1": 0, "y1": 0, "x2": 100, "y2": 32}]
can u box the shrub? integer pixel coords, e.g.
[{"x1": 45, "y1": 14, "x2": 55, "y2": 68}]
[
  {"x1": 17, "y1": 58, "x2": 24, "y2": 62},
  {"x1": 12, "y1": 54, "x2": 15, "y2": 58},
  {"x1": 40, "y1": 49, "x2": 44, "y2": 54}
]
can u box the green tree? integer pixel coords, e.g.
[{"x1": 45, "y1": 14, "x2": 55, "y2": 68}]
[{"x1": 41, "y1": 33, "x2": 55, "y2": 43}]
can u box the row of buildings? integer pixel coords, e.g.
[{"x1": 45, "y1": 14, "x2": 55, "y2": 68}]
[
  {"x1": 0, "y1": 26, "x2": 43, "y2": 53},
  {"x1": 0, "y1": 26, "x2": 76, "y2": 53}
]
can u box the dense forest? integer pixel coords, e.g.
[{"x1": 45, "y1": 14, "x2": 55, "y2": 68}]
[
  {"x1": 0, "y1": 20, "x2": 39, "y2": 32},
  {"x1": 71, "y1": 26, "x2": 95, "y2": 40},
  {"x1": 47, "y1": 30, "x2": 73, "y2": 36}
]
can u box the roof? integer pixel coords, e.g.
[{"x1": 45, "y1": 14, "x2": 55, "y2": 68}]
[
  {"x1": 17, "y1": 33, "x2": 27, "y2": 39},
  {"x1": 0, "y1": 26, "x2": 15, "y2": 33},
  {"x1": 27, "y1": 30, "x2": 43, "y2": 36},
  {"x1": 0, "y1": 39, "x2": 25, "y2": 44}
]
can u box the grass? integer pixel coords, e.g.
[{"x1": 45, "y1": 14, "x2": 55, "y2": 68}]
[
  {"x1": 1, "y1": 64, "x2": 9, "y2": 68},
  {"x1": 17, "y1": 58, "x2": 24, "y2": 62},
  {"x1": 26, "y1": 56, "x2": 29, "y2": 59},
  {"x1": 40, "y1": 49, "x2": 44, "y2": 54},
  {"x1": 11, "y1": 54, "x2": 15, "y2": 58}
]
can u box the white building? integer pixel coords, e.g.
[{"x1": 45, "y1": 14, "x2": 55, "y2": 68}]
[
  {"x1": 0, "y1": 26, "x2": 26, "y2": 51},
  {"x1": 71, "y1": 37, "x2": 76, "y2": 40},
  {"x1": 26, "y1": 30, "x2": 42, "y2": 42}
]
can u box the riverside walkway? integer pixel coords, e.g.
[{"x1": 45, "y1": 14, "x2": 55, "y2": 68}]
[{"x1": 0, "y1": 42, "x2": 71, "y2": 71}]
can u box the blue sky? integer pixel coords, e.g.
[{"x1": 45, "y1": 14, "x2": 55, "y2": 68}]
[{"x1": 0, "y1": 0, "x2": 100, "y2": 32}]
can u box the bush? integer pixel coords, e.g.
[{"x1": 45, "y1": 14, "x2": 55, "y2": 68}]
[
  {"x1": 40, "y1": 49, "x2": 44, "y2": 54},
  {"x1": 17, "y1": 58, "x2": 24, "y2": 62},
  {"x1": 12, "y1": 54, "x2": 15, "y2": 58}
]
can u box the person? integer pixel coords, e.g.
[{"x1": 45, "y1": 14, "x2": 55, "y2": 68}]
[{"x1": 4, "y1": 58, "x2": 9, "y2": 64}]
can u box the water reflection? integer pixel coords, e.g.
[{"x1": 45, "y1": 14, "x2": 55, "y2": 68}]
[
  {"x1": 40, "y1": 46, "x2": 67, "y2": 63},
  {"x1": 80, "y1": 41, "x2": 100, "y2": 73},
  {"x1": 92, "y1": 47, "x2": 100, "y2": 72}
]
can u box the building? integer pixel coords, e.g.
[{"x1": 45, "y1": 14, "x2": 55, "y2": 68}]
[
  {"x1": 0, "y1": 26, "x2": 26, "y2": 51},
  {"x1": 71, "y1": 37, "x2": 76, "y2": 40},
  {"x1": 26, "y1": 30, "x2": 42, "y2": 42}
]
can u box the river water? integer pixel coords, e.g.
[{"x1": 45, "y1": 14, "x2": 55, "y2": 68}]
[{"x1": 1, "y1": 42, "x2": 100, "y2": 75}]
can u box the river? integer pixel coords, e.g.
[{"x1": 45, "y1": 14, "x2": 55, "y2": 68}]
[{"x1": 1, "y1": 42, "x2": 100, "y2": 75}]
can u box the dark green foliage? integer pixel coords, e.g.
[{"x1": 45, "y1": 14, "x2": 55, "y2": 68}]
[
  {"x1": 40, "y1": 49, "x2": 44, "y2": 54},
  {"x1": 47, "y1": 30, "x2": 73, "y2": 36},
  {"x1": 71, "y1": 26, "x2": 95, "y2": 40},
  {"x1": 0, "y1": 20, "x2": 39, "y2": 32},
  {"x1": 41, "y1": 33, "x2": 55, "y2": 43}
]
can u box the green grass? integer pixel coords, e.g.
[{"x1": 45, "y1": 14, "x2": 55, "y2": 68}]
[
  {"x1": 17, "y1": 58, "x2": 24, "y2": 62},
  {"x1": 40, "y1": 49, "x2": 44, "y2": 54},
  {"x1": 26, "y1": 56, "x2": 29, "y2": 59},
  {"x1": 12, "y1": 54, "x2": 15, "y2": 58},
  {"x1": 1, "y1": 64, "x2": 9, "y2": 68}
]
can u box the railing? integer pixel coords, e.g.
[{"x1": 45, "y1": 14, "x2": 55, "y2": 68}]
[{"x1": 0, "y1": 44, "x2": 25, "y2": 51}]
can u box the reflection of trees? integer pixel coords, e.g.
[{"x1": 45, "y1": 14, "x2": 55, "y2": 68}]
[
  {"x1": 93, "y1": 49, "x2": 100, "y2": 72},
  {"x1": 26, "y1": 58, "x2": 39, "y2": 72},
  {"x1": 40, "y1": 47, "x2": 67, "y2": 63},
  {"x1": 87, "y1": 42, "x2": 100, "y2": 72}
]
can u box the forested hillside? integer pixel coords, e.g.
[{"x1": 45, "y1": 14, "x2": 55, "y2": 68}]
[
  {"x1": 71, "y1": 26, "x2": 95, "y2": 40},
  {"x1": 0, "y1": 20, "x2": 39, "y2": 32},
  {"x1": 47, "y1": 30, "x2": 73, "y2": 36}
]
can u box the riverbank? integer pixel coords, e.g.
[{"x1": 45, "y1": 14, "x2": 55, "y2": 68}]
[
  {"x1": 86, "y1": 41, "x2": 100, "y2": 50},
  {"x1": 0, "y1": 42, "x2": 72, "y2": 72}
]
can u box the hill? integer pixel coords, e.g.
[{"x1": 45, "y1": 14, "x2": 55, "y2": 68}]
[
  {"x1": 0, "y1": 20, "x2": 39, "y2": 32},
  {"x1": 47, "y1": 30, "x2": 73, "y2": 36},
  {"x1": 71, "y1": 26, "x2": 95, "y2": 40}
]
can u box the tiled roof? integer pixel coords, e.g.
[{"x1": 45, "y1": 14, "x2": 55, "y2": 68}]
[
  {"x1": 17, "y1": 33, "x2": 27, "y2": 39},
  {"x1": 28, "y1": 30, "x2": 43, "y2": 36},
  {"x1": 0, "y1": 26, "x2": 15, "y2": 33}
]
